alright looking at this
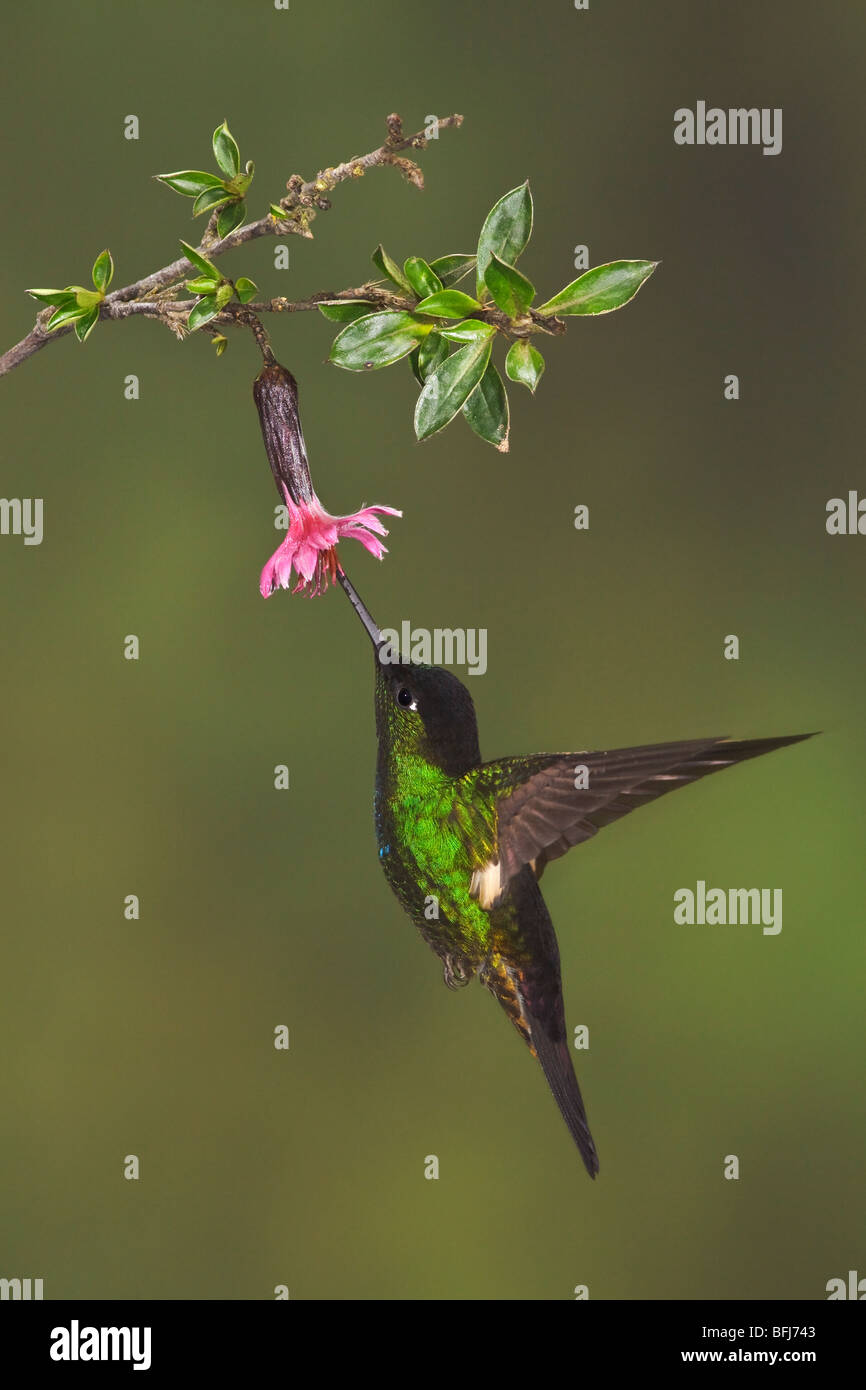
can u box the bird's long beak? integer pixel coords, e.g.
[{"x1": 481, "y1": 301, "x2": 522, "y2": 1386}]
[{"x1": 336, "y1": 566, "x2": 383, "y2": 652}]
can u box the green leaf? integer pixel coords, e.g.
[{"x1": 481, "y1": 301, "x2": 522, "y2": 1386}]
[
  {"x1": 476, "y1": 182, "x2": 533, "y2": 298},
  {"x1": 410, "y1": 333, "x2": 453, "y2": 386},
  {"x1": 192, "y1": 185, "x2": 231, "y2": 217},
  {"x1": 329, "y1": 311, "x2": 432, "y2": 371},
  {"x1": 538, "y1": 259, "x2": 658, "y2": 316},
  {"x1": 26, "y1": 288, "x2": 72, "y2": 306},
  {"x1": 157, "y1": 170, "x2": 225, "y2": 196},
  {"x1": 212, "y1": 120, "x2": 240, "y2": 178},
  {"x1": 187, "y1": 296, "x2": 220, "y2": 331},
  {"x1": 45, "y1": 303, "x2": 88, "y2": 330},
  {"x1": 415, "y1": 288, "x2": 482, "y2": 318},
  {"x1": 437, "y1": 320, "x2": 495, "y2": 343},
  {"x1": 429, "y1": 253, "x2": 476, "y2": 288},
  {"x1": 185, "y1": 275, "x2": 221, "y2": 295},
  {"x1": 228, "y1": 165, "x2": 254, "y2": 197},
  {"x1": 179, "y1": 241, "x2": 221, "y2": 279},
  {"x1": 214, "y1": 283, "x2": 234, "y2": 309},
  {"x1": 410, "y1": 331, "x2": 450, "y2": 384},
  {"x1": 226, "y1": 161, "x2": 254, "y2": 197},
  {"x1": 269, "y1": 203, "x2": 287, "y2": 221},
  {"x1": 403, "y1": 256, "x2": 443, "y2": 299},
  {"x1": 463, "y1": 361, "x2": 510, "y2": 450},
  {"x1": 505, "y1": 339, "x2": 545, "y2": 393},
  {"x1": 408, "y1": 348, "x2": 424, "y2": 387},
  {"x1": 371, "y1": 244, "x2": 413, "y2": 294},
  {"x1": 318, "y1": 300, "x2": 377, "y2": 322},
  {"x1": 414, "y1": 335, "x2": 492, "y2": 441},
  {"x1": 216, "y1": 200, "x2": 245, "y2": 238},
  {"x1": 234, "y1": 276, "x2": 258, "y2": 304},
  {"x1": 91, "y1": 249, "x2": 114, "y2": 293},
  {"x1": 73, "y1": 289, "x2": 102, "y2": 310},
  {"x1": 212, "y1": 333, "x2": 228, "y2": 357},
  {"x1": 484, "y1": 253, "x2": 535, "y2": 317},
  {"x1": 74, "y1": 305, "x2": 100, "y2": 342}
]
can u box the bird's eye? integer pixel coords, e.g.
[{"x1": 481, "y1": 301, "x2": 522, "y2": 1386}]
[{"x1": 397, "y1": 687, "x2": 417, "y2": 710}]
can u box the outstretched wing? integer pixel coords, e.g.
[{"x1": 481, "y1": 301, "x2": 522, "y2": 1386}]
[{"x1": 469, "y1": 733, "x2": 813, "y2": 908}]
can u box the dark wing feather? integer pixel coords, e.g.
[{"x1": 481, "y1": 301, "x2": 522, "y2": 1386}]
[{"x1": 478, "y1": 733, "x2": 813, "y2": 904}]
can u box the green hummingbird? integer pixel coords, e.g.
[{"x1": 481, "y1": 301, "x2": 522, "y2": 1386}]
[{"x1": 337, "y1": 569, "x2": 812, "y2": 1178}]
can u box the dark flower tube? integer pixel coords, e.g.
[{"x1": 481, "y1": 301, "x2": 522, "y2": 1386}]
[
  {"x1": 253, "y1": 360, "x2": 401, "y2": 597},
  {"x1": 253, "y1": 362, "x2": 315, "y2": 506}
]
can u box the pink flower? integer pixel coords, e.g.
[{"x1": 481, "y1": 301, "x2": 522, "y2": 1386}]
[{"x1": 260, "y1": 485, "x2": 401, "y2": 597}]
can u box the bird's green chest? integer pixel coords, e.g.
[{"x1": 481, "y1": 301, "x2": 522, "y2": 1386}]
[{"x1": 375, "y1": 771, "x2": 495, "y2": 955}]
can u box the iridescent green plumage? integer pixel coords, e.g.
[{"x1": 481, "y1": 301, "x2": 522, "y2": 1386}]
[{"x1": 375, "y1": 673, "x2": 494, "y2": 966}]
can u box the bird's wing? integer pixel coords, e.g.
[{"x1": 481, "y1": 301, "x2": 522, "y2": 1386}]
[{"x1": 469, "y1": 733, "x2": 812, "y2": 907}]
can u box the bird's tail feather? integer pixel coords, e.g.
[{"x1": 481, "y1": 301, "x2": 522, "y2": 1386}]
[
  {"x1": 482, "y1": 887, "x2": 600, "y2": 1177},
  {"x1": 531, "y1": 1022, "x2": 599, "y2": 1179}
]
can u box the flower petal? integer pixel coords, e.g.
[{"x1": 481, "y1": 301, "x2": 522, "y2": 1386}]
[
  {"x1": 260, "y1": 491, "x2": 401, "y2": 597},
  {"x1": 293, "y1": 538, "x2": 322, "y2": 583},
  {"x1": 339, "y1": 525, "x2": 388, "y2": 559}
]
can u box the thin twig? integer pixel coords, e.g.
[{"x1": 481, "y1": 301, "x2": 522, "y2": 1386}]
[{"x1": 236, "y1": 309, "x2": 275, "y2": 365}]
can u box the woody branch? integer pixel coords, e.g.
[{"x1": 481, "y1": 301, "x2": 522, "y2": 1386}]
[{"x1": 0, "y1": 112, "x2": 466, "y2": 379}]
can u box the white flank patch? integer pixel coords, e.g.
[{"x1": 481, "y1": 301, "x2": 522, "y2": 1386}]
[{"x1": 470, "y1": 860, "x2": 501, "y2": 909}]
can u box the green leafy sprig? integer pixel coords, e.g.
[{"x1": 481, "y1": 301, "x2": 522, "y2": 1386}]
[
  {"x1": 26, "y1": 249, "x2": 114, "y2": 343},
  {"x1": 178, "y1": 241, "x2": 257, "y2": 333},
  {"x1": 326, "y1": 183, "x2": 657, "y2": 449},
  {"x1": 157, "y1": 120, "x2": 254, "y2": 239}
]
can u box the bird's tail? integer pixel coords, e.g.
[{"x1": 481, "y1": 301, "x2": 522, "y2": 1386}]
[
  {"x1": 530, "y1": 1022, "x2": 599, "y2": 1179},
  {"x1": 482, "y1": 939, "x2": 600, "y2": 1179}
]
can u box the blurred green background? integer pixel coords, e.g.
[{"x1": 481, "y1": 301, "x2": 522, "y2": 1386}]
[{"x1": 1, "y1": 0, "x2": 863, "y2": 1301}]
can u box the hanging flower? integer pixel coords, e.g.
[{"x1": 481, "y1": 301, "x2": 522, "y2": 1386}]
[
  {"x1": 260, "y1": 486, "x2": 400, "y2": 596},
  {"x1": 254, "y1": 359, "x2": 401, "y2": 597}
]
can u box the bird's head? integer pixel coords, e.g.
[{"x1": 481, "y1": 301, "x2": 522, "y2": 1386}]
[{"x1": 338, "y1": 569, "x2": 480, "y2": 775}]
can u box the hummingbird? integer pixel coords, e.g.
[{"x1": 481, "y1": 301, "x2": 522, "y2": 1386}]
[{"x1": 336, "y1": 568, "x2": 812, "y2": 1178}]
